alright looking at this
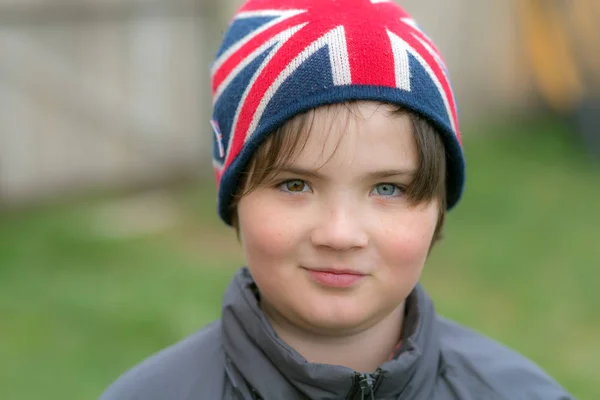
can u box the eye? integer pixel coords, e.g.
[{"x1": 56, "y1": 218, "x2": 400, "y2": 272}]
[
  {"x1": 371, "y1": 183, "x2": 403, "y2": 197},
  {"x1": 278, "y1": 179, "x2": 311, "y2": 193}
]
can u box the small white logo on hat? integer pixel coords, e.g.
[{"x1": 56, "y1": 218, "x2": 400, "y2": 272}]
[{"x1": 210, "y1": 119, "x2": 225, "y2": 158}]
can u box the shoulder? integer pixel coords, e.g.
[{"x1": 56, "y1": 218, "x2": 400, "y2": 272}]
[
  {"x1": 99, "y1": 320, "x2": 225, "y2": 400},
  {"x1": 436, "y1": 316, "x2": 573, "y2": 400}
]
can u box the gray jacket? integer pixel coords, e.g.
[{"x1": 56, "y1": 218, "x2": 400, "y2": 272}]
[{"x1": 100, "y1": 268, "x2": 573, "y2": 399}]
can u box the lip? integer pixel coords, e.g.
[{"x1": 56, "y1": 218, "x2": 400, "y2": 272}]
[{"x1": 303, "y1": 267, "x2": 366, "y2": 288}]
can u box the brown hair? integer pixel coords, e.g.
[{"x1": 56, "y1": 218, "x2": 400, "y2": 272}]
[{"x1": 230, "y1": 102, "x2": 447, "y2": 245}]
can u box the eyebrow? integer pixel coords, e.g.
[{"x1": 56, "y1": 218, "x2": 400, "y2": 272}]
[{"x1": 274, "y1": 167, "x2": 416, "y2": 180}]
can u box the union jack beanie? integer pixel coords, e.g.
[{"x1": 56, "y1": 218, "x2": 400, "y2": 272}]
[{"x1": 210, "y1": 0, "x2": 465, "y2": 225}]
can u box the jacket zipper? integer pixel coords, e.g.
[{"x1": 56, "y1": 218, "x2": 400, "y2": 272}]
[{"x1": 347, "y1": 368, "x2": 383, "y2": 400}]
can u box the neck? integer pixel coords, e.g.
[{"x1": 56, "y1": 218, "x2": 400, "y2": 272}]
[{"x1": 262, "y1": 302, "x2": 405, "y2": 373}]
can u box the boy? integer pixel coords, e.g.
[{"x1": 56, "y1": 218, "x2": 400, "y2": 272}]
[{"x1": 101, "y1": 1, "x2": 573, "y2": 398}]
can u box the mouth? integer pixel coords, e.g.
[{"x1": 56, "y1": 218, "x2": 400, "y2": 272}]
[
  {"x1": 302, "y1": 267, "x2": 367, "y2": 288},
  {"x1": 306, "y1": 267, "x2": 367, "y2": 276}
]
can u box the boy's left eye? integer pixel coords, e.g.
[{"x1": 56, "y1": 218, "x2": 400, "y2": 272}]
[{"x1": 370, "y1": 183, "x2": 403, "y2": 197}]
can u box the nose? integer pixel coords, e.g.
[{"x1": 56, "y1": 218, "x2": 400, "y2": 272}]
[{"x1": 310, "y1": 200, "x2": 369, "y2": 251}]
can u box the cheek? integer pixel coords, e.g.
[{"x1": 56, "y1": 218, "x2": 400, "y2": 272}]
[
  {"x1": 377, "y1": 205, "x2": 438, "y2": 268},
  {"x1": 237, "y1": 197, "x2": 308, "y2": 299},
  {"x1": 237, "y1": 196, "x2": 300, "y2": 267}
]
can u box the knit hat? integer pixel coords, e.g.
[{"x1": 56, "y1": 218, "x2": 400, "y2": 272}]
[{"x1": 210, "y1": 0, "x2": 465, "y2": 225}]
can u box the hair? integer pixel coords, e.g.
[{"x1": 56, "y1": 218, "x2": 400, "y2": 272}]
[{"x1": 230, "y1": 101, "x2": 447, "y2": 245}]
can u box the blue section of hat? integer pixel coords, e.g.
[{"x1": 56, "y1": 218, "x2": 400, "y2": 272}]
[
  {"x1": 406, "y1": 53, "x2": 449, "y2": 127},
  {"x1": 212, "y1": 44, "x2": 276, "y2": 162},
  {"x1": 214, "y1": 16, "x2": 278, "y2": 59},
  {"x1": 255, "y1": 45, "x2": 334, "y2": 138}
]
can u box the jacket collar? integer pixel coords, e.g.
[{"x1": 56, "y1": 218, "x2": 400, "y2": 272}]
[{"x1": 221, "y1": 268, "x2": 441, "y2": 399}]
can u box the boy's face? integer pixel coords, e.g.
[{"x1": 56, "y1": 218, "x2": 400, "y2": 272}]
[{"x1": 237, "y1": 102, "x2": 439, "y2": 336}]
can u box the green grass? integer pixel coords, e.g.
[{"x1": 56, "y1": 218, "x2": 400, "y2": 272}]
[{"x1": 1, "y1": 116, "x2": 599, "y2": 399}]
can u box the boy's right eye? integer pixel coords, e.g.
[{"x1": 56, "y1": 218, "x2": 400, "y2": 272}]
[{"x1": 277, "y1": 179, "x2": 311, "y2": 193}]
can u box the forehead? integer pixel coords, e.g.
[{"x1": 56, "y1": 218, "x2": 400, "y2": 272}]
[{"x1": 285, "y1": 101, "x2": 418, "y2": 171}]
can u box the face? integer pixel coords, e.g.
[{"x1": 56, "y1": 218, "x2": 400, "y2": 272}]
[{"x1": 237, "y1": 102, "x2": 439, "y2": 336}]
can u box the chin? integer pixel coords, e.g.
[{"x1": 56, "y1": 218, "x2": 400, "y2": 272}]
[{"x1": 295, "y1": 296, "x2": 379, "y2": 333}]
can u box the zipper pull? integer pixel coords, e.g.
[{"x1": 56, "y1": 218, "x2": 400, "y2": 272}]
[{"x1": 358, "y1": 373, "x2": 376, "y2": 400}]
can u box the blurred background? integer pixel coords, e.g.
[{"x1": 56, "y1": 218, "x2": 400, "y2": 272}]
[{"x1": 1, "y1": 0, "x2": 599, "y2": 398}]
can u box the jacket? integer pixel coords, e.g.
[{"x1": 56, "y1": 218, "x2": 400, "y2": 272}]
[{"x1": 100, "y1": 268, "x2": 573, "y2": 399}]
